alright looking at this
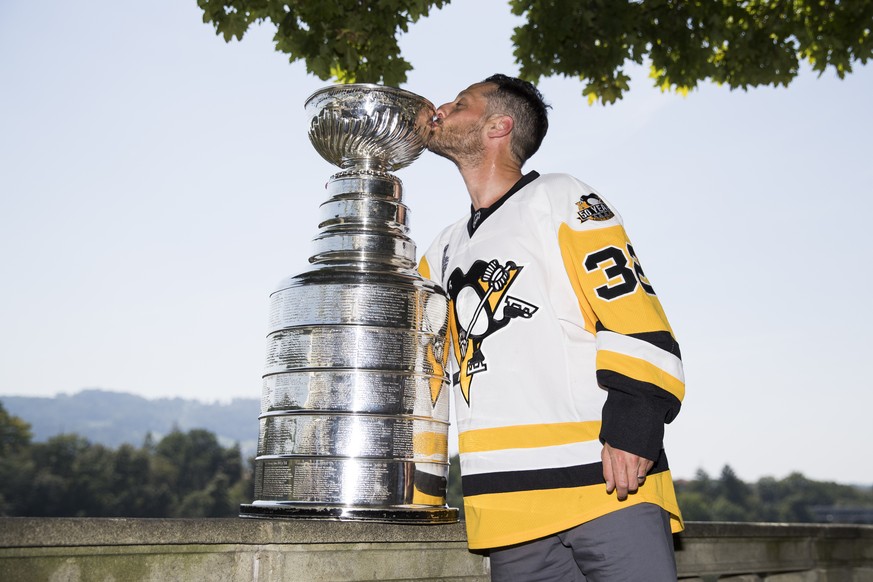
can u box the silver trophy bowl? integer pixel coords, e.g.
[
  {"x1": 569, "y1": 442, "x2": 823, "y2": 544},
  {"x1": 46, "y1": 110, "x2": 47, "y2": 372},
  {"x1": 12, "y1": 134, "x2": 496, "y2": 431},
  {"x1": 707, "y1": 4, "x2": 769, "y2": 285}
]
[
  {"x1": 240, "y1": 84, "x2": 457, "y2": 523},
  {"x1": 306, "y1": 83, "x2": 435, "y2": 171}
]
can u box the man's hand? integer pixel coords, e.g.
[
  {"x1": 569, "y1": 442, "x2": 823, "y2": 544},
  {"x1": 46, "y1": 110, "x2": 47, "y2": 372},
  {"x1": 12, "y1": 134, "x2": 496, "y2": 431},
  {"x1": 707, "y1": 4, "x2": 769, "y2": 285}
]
[{"x1": 601, "y1": 443, "x2": 654, "y2": 501}]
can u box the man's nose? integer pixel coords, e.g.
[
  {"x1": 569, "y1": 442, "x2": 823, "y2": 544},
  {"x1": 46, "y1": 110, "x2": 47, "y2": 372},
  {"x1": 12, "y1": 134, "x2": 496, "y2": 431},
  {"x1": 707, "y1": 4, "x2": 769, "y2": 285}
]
[{"x1": 434, "y1": 105, "x2": 449, "y2": 119}]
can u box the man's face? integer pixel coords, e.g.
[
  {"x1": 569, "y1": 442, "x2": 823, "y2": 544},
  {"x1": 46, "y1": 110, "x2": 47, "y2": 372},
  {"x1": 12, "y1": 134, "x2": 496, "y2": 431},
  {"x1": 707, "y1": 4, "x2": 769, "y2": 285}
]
[{"x1": 427, "y1": 82, "x2": 493, "y2": 164}]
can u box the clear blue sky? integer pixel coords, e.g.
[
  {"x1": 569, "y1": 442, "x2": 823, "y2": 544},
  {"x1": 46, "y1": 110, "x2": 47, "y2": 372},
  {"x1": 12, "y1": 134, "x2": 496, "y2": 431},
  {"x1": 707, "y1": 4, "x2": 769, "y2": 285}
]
[{"x1": 2, "y1": 0, "x2": 872, "y2": 484}]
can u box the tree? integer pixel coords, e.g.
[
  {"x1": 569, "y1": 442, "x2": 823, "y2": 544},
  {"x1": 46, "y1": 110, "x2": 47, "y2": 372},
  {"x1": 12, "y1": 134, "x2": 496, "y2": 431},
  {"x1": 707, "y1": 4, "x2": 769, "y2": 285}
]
[
  {"x1": 512, "y1": 0, "x2": 873, "y2": 104},
  {"x1": 26, "y1": 435, "x2": 94, "y2": 516},
  {"x1": 154, "y1": 428, "x2": 228, "y2": 494},
  {"x1": 109, "y1": 443, "x2": 165, "y2": 517},
  {"x1": 152, "y1": 428, "x2": 248, "y2": 515},
  {"x1": 0, "y1": 402, "x2": 32, "y2": 456},
  {"x1": 0, "y1": 419, "x2": 251, "y2": 518},
  {"x1": 718, "y1": 465, "x2": 753, "y2": 506},
  {"x1": 0, "y1": 404, "x2": 34, "y2": 516},
  {"x1": 674, "y1": 489, "x2": 712, "y2": 521},
  {"x1": 197, "y1": 0, "x2": 449, "y2": 86},
  {"x1": 197, "y1": 0, "x2": 873, "y2": 104},
  {"x1": 176, "y1": 475, "x2": 234, "y2": 517}
]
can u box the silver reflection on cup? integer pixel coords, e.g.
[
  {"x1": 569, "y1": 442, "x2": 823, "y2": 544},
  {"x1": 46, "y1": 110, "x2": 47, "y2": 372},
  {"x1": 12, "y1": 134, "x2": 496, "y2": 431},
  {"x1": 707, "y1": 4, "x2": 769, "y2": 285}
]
[{"x1": 239, "y1": 84, "x2": 457, "y2": 523}]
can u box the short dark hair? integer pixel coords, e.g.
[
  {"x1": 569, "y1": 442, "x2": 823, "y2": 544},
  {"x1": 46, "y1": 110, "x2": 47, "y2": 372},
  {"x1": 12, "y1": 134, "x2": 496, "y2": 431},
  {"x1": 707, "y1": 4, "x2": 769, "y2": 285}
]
[{"x1": 482, "y1": 74, "x2": 550, "y2": 164}]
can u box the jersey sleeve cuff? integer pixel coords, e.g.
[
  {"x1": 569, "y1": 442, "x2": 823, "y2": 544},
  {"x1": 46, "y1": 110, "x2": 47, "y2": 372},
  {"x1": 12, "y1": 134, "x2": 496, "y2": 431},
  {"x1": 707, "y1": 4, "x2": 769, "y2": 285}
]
[{"x1": 598, "y1": 382, "x2": 671, "y2": 461}]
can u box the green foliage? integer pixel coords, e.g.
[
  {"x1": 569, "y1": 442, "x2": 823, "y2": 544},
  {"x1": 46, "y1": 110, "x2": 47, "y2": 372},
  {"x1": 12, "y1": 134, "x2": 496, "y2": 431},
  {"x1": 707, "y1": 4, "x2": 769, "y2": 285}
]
[
  {"x1": 511, "y1": 0, "x2": 873, "y2": 104},
  {"x1": 197, "y1": 0, "x2": 449, "y2": 86},
  {"x1": 5, "y1": 394, "x2": 872, "y2": 523},
  {"x1": 676, "y1": 465, "x2": 873, "y2": 523},
  {"x1": 0, "y1": 406, "x2": 252, "y2": 518},
  {"x1": 197, "y1": 0, "x2": 873, "y2": 104},
  {"x1": 0, "y1": 402, "x2": 32, "y2": 456},
  {"x1": 0, "y1": 404, "x2": 35, "y2": 516}
]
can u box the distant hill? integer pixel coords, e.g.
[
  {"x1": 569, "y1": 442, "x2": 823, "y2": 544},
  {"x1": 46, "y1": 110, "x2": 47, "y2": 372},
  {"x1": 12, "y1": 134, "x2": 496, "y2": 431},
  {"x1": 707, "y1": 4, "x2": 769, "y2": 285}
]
[{"x1": 0, "y1": 389, "x2": 260, "y2": 457}]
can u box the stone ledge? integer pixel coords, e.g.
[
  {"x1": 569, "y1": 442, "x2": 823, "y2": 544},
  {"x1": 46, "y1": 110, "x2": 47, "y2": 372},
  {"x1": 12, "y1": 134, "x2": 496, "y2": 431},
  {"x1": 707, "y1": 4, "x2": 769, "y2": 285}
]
[
  {"x1": 676, "y1": 522, "x2": 873, "y2": 580},
  {"x1": 0, "y1": 517, "x2": 470, "y2": 548},
  {"x1": 677, "y1": 521, "x2": 873, "y2": 540},
  {"x1": 4, "y1": 518, "x2": 871, "y2": 550},
  {"x1": 2, "y1": 518, "x2": 872, "y2": 582}
]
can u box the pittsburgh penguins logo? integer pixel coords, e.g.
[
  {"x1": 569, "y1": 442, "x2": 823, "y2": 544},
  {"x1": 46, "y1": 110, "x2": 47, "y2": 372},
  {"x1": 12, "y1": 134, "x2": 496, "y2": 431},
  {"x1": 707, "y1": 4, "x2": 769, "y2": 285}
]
[
  {"x1": 446, "y1": 259, "x2": 539, "y2": 405},
  {"x1": 576, "y1": 193, "x2": 614, "y2": 223}
]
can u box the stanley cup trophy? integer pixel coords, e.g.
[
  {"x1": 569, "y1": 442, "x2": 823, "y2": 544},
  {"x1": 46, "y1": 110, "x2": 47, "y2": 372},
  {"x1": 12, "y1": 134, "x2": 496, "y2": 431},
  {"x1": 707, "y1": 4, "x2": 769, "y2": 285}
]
[{"x1": 239, "y1": 84, "x2": 458, "y2": 523}]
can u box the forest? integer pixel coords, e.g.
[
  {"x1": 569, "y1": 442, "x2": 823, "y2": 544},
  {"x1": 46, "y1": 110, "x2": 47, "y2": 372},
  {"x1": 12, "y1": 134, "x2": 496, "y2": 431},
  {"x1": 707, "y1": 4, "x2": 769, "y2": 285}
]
[
  {"x1": 2, "y1": 402, "x2": 871, "y2": 522},
  {"x1": 0, "y1": 402, "x2": 249, "y2": 517}
]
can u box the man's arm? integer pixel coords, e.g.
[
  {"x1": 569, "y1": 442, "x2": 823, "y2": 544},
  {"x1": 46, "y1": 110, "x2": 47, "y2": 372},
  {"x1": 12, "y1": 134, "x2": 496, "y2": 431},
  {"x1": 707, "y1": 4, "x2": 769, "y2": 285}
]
[{"x1": 554, "y1": 185, "x2": 684, "y2": 500}]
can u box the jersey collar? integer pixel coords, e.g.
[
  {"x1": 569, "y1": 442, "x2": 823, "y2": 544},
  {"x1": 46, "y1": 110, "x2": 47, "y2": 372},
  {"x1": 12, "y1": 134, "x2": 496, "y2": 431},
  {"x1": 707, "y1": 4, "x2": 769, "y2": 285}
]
[{"x1": 467, "y1": 171, "x2": 540, "y2": 236}]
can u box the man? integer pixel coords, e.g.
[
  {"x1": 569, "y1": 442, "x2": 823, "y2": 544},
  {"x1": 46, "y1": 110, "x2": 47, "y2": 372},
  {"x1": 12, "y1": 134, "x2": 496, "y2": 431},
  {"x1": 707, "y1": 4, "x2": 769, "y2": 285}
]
[{"x1": 418, "y1": 74, "x2": 685, "y2": 581}]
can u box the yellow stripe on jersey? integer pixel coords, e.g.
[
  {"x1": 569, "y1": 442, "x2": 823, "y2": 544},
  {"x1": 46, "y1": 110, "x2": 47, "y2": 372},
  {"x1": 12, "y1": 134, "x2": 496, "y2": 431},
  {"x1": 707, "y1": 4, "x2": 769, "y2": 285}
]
[
  {"x1": 412, "y1": 487, "x2": 445, "y2": 506},
  {"x1": 597, "y1": 350, "x2": 686, "y2": 402},
  {"x1": 557, "y1": 223, "x2": 674, "y2": 336},
  {"x1": 459, "y1": 421, "x2": 601, "y2": 454},
  {"x1": 463, "y1": 470, "x2": 684, "y2": 549},
  {"x1": 413, "y1": 430, "x2": 449, "y2": 459},
  {"x1": 418, "y1": 256, "x2": 432, "y2": 280},
  {"x1": 557, "y1": 226, "x2": 599, "y2": 335}
]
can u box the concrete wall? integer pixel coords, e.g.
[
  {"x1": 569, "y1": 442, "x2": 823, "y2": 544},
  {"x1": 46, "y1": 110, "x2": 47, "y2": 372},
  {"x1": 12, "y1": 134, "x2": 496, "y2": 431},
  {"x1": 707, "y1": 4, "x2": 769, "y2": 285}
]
[{"x1": 1, "y1": 518, "x2": 871, "y2": 581}]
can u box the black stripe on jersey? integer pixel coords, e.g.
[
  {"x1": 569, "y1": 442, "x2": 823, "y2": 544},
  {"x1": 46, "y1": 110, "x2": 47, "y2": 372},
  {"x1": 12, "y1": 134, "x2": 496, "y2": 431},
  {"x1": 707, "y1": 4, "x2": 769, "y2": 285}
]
[
  {"x1": 467, "y1": 171, "x2": 540, "y2": 236},
  {"x1": 462, "y1": 450, "x2": 670, "y2": 497},
  {"x1": 595, "y1": 321, "x2": 682, "y2": 360},
  {"x1": 414, "y1": 469, "x2": 448, "y2": 497}
]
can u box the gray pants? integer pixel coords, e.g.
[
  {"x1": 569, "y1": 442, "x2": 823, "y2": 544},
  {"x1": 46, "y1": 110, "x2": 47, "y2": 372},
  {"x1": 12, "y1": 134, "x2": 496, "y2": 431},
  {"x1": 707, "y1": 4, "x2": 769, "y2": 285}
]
[{"x1": 488, "y1": 503, "x2": 677, "y2": 581}]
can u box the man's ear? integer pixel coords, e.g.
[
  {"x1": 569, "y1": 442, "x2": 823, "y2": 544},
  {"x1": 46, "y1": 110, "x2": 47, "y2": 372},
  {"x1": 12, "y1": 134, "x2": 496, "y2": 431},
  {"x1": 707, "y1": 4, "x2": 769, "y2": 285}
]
[{"x1": 486, "y1": 114, "x2": 513, "y2": 139}]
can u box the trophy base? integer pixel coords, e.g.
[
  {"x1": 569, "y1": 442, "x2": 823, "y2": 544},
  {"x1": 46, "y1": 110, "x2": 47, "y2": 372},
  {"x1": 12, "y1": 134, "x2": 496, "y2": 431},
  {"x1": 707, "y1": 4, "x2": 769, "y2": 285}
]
[{"x1": 239, "y1": 503, "x2": 459, "y2": 524}]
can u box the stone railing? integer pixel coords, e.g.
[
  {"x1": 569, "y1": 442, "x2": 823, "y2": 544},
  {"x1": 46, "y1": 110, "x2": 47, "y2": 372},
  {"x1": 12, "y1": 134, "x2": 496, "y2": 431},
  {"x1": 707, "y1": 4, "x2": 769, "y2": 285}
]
[
  {"x1": 675, "y1": 522, "x2": 873, "y2": 581},
  {"x1": 1, "y1": 518, "x2": 871, "y2": 581}
]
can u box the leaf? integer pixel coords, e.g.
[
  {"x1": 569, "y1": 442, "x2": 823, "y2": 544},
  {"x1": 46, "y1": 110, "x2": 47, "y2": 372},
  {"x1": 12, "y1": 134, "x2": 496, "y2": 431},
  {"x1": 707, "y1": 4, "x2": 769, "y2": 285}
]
[{"x1": 196, "y1": 0, "x2": 873, "y2": 105}]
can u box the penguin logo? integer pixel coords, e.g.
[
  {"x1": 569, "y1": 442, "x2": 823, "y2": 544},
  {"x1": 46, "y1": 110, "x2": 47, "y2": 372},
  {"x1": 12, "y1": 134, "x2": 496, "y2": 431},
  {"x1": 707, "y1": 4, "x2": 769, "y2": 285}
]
[
  {"x1": 446, "y1": 259, "x2": 539, "y2": 405},
  {"x1": 576, "y1": 193, "x2": 614, "y2": 223}
]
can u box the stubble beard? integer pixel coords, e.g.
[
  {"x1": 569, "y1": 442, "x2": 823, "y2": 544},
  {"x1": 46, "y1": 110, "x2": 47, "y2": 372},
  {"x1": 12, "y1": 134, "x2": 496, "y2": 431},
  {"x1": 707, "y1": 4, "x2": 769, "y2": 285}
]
[{"x1": 426, "y1": 120, "x2": 486, "y2": 167}]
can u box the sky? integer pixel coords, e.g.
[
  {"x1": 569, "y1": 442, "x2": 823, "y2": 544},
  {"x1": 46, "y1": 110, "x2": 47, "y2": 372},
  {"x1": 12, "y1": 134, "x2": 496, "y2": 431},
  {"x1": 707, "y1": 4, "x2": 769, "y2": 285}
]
[{"x1": 2, "y1": 1, "x2": 872, "y2": 485}]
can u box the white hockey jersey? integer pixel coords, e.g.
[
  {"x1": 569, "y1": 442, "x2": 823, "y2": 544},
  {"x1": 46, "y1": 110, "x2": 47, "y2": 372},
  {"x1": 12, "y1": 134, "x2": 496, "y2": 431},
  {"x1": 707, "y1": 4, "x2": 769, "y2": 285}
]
[{"x1": 419, "y1": 172, "x2": 685, "y2": 549}]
